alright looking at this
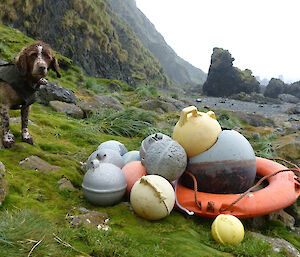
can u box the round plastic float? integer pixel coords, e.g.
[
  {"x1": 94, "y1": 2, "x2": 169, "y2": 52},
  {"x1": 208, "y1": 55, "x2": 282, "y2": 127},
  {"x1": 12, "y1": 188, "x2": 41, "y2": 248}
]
[
  {"x1": 82, "y1": 162, "x2": 127, "y2": 206},
  {"x1": 173, "y1": 106, "x2": 222, "y2": 157},
  {"x1": 212, "y1": 214, "x2": 244, "y2": 245},
  {"x1": 130, "y1": 175, "x2": 175, "y2": 220},
  {"x1": 121, "y1": 161, "x2": 147, "y2": 194},
  {"x1": 122, "y1": 151, "x2": 141, "y2": 165},
  {"x1": 97, "y1": 140, "x2": 128, "y2": 156},
  {"x1": 86, "y1": 148, "x2": 125, "y2": 171},
  {"x1": 145, "y1": 139, "x2": 187, "y2": 181},
  {"x1": 140, "y1": 133, "x2": 172, "y2": 165}
]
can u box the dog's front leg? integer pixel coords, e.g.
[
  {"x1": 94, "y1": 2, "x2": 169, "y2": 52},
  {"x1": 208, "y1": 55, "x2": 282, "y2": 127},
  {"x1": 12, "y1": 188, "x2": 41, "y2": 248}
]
[
  {"x1": 0, "y1": 105, "x2": 15, "y2": 148},
  {"x1": 21, "y1": 105, "x2": 34, "y2": 145}
]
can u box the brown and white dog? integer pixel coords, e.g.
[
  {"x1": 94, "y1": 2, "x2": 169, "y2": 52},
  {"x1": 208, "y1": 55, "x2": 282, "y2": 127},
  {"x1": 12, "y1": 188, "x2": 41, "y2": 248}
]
[{"x1": 0, "y1": 41, "x2": 61, "y2": 148}]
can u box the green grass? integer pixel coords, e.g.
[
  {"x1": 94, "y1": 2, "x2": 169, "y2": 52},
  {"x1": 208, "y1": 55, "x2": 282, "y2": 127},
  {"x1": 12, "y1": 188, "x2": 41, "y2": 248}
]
[{"x1": 0, "y1": 23, "x2": 298, "y2": 257}]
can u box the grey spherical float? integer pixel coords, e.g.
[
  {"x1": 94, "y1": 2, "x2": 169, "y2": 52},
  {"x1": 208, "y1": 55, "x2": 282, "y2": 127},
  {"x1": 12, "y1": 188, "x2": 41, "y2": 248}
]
[
  {"x1": 181, "y1": 130, "x2": 256, "y2": 194},
  {"x1": 86, "y1": 148, "x2": 125, "y2": 170},
  {"x1": 140, "y1": 133, "x2": 172, "y2": 165},
  {"x1": 144, "y1": 139, "x2": 187, "y2": 181},
  {"x1": 97, "y1": 140, "x2": 128, "y2": 156},
  {"x1": 82, "y1": 160, "x2": 127, "y2": 206},
  {"x1": 122, "y1": 150, "x2": 140, "y2": 165}
]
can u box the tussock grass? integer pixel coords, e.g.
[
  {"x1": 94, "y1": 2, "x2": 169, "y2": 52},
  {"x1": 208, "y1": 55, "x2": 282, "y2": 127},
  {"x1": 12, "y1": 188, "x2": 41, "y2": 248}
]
[{"x1": 85, "y1": 108, "x2": 170, "y2": 138}]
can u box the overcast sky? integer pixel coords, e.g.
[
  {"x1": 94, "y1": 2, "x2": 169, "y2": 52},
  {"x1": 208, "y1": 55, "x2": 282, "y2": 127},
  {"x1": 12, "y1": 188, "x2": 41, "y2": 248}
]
[{"x1": 136, "y1": 0, "x2": 300, "y2": 83}]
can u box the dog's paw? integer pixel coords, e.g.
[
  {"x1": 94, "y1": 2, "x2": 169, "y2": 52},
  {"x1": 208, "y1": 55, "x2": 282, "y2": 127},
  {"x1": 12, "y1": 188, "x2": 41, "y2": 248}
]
[
  {"x1": 2, "y1": 133, "x2": 15, "y2": 148},
  {"x1": 22, "y1": 136, "x2": 34, "y2": 145}
]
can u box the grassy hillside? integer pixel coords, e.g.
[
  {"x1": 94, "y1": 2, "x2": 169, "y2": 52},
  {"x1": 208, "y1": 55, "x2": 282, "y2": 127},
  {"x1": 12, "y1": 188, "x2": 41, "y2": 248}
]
[
  {"x1": 0, "y1": 0, "x2": 168, "y2": 87},
  {"x1": 0, "y1": 26, "x2": 299, "y2": 257}
]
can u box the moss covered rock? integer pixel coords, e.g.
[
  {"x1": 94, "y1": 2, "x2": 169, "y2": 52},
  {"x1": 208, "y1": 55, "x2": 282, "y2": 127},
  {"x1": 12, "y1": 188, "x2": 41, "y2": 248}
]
[{"x1": 203, "y1": 47, "x2": 260, "y2": 97}]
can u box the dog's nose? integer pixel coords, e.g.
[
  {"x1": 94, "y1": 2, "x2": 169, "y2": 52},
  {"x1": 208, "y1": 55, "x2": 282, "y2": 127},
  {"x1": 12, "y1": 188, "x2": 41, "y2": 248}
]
[{"x1": 39, "y1": 66, "x2": 47, "y2": 72}]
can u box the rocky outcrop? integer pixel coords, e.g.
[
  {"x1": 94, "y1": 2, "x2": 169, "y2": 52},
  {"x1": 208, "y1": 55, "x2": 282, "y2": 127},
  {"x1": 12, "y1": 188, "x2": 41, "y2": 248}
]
[
  {"x1": 284, "y1": 81, "x2": 300, "y2": 99},
  {"x1": 37, "y1": 82, "x2": 77, "y2": 105},
  {"x1": 264, "y1": 78, "x2": 285, "y2": 98},
  {"x1": 264, "y1": 79, "x2": 300, "y2": 101},
  {"x1": 203, "y1": 48, "x2": 260, "y2": 96}
]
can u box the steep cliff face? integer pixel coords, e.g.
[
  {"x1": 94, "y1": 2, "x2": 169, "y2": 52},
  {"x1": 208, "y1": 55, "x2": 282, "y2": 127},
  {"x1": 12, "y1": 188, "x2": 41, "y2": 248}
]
[
  {"x1": 0, "y1": 0, "x2": 168, "y2": 86},
  {"x1": 105, "y1": 0, "x2": 207, "y2": 86}
]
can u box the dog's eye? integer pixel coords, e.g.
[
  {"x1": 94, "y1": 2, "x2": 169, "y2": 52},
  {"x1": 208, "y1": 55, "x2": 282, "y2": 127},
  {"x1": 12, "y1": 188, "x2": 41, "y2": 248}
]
[{"x1": 30, "y1": 53, "x2": 38, "y2": 58}]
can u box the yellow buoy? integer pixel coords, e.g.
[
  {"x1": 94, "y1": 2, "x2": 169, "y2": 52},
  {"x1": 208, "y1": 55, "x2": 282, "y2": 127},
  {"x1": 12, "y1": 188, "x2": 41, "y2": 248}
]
[
  {"x1": 211, "y1": 214, "x2": 245, "y2": 245},
  {"x1": 173, "y1": 106, "x2": 222, "y2": 157}
]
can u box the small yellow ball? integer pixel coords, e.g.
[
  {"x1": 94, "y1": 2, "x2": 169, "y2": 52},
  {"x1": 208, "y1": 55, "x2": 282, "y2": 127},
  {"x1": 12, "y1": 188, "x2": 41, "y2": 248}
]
[{"x1": 211, "y1": 214, "x2": 244, "y2": 245}]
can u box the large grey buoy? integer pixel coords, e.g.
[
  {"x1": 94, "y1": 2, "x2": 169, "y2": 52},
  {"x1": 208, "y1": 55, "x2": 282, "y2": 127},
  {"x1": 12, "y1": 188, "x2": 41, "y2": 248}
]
[
  {"x1": 140, "y1": 133, "x2": 172, "y2": 165},
  {"x1": 86, "y1": 149, "x2": 125, "y2": 170},
  {"x1": 97, "y1": 140, "x2": 128, "y2": 156},
  {"x1": 144, "y1": 139, "x2": 187, "y2": 181},
  {"x1": 181, "y1": 130, "x2": 257, "y2": 194},
  {"x1": 82, "y1": 161, "x2": 127, "y2": 206}
]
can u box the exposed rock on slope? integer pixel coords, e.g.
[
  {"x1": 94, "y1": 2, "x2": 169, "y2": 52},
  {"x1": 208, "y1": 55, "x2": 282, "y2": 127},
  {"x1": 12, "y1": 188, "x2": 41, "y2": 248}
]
[
  {"x1": 203, "y1": 47, "x2": 260, "y2": 96},
  {"x1": 105, "y1": 0, "x2": 207, "y2": 86},
  {"x1": 0, "y1": 0, "x2": 168, "y2": 86}
]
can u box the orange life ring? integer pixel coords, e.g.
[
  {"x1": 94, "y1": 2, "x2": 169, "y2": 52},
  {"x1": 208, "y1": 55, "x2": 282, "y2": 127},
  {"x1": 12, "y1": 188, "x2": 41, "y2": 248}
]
[{"x1": 175, "y1": 157, "x2": 300, "y2": 218}]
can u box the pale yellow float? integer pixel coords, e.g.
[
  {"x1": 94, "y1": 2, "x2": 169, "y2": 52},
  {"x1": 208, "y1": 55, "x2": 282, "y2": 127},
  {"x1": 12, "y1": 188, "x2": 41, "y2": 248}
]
[
  {"x1": 173, "y1": 106, "x2": 222, "y2": 157},
  {"x1": 211, "y1": 214, "x2": 245, "y2": 245},
  {"x1": 130, "y1": 175, "x2": 175, "y2": 220}
]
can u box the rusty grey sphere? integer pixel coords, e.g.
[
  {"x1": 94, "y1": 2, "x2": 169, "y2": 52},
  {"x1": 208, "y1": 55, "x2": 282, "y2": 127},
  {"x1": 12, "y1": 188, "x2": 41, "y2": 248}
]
[
  {"x1": 97, "y1": 140, "x2": 128, "y2": 156},
  {"x1": 82, "y1": 161, "x2": 127, "y2": 206},
  {"x1": 140, "y1": 133, "x2": 172, "y2": 165},
  {"x1": 144, "y1": 139, "x2": 187, "y2": 181},
  {"x1": 182, "y1": 130, "x2": 256, "y2": 194}
]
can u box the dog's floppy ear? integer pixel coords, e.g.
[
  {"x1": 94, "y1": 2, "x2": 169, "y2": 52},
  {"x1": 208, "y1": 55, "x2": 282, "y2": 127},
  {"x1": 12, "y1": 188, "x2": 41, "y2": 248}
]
[
  {"x1": 51, "y1": 56, "x2": 61, "y2": 78},
  {"x1": 15, "y1": 51, "x2": 28, "y2": 77}
]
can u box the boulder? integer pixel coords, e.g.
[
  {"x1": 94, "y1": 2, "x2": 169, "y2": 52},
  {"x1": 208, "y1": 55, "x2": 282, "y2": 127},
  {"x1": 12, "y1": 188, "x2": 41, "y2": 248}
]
[
  {"x1": 79, "y1": 95, "x2": 124, "y2": 117},
  {"x1": 139, "y1": 99, "x2": 177, "y2": 113},
  {"x1": 278, "y1": 94, "x2": 299, "y2": 103},
  {"x1": 19, "y1": 155, "x2": 61, "y2": 172},
  {"x1": 37, "y1": 82, "x2": 77, "y2": 105},
  {"x1": 264, "y1": 78, "x2": 285, "y2": 98},
  {"x1": 58, "y1": 178, "x2": 75, "y2": 191},
  {"x1": 250, "y1": 232, "x2": 299, "y2": 257},
  {"x1": 49, "y1": 101, "x2": 84, "y2": 119},
  {"x1": 66, "y1": 207, "x2": 109, "y2": 230}
]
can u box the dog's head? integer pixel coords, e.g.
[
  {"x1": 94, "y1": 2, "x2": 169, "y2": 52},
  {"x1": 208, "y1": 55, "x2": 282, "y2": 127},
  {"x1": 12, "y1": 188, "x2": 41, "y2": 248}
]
[{"x1": 15, "y1": 41, "x2": 61, "y2": 80}]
